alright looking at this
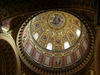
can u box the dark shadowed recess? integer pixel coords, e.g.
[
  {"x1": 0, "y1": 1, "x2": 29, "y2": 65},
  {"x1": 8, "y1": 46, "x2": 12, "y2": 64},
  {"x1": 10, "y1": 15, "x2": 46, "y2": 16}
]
[{"x1": 0, "y1": 0, "x2": 97, "y2": 16}]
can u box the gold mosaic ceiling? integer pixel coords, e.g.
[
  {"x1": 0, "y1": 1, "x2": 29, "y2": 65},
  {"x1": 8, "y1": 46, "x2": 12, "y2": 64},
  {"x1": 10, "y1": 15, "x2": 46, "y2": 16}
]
[
  {"x1": 17, "y1": 10, "x2": 92, "y2": 73},
  {"x1": 29, "y1": 11, "x2": 81, "y2": 51}
]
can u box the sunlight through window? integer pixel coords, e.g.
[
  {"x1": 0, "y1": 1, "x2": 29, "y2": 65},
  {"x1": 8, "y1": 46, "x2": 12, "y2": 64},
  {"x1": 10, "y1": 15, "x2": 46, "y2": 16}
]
[
  {"x1": 64, "y1": 42, "x2": 70, "y2": 49},
  {"x1": 46, "y1": 43, "x2": 52, "y2": 50},
  {"x1": 76, "y1": 29, "x2": 81, "y2": 37},
  {"x1": 33, "y1": 33, "x2": 39, "y2": 40}
]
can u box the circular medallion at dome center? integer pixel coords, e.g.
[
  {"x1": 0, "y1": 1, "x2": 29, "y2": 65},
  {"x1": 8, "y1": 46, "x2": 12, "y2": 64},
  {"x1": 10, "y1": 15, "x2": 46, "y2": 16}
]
[
  {"x1": 48, "y1": 12, "x2": 65, "y2": 29},
  {"x1": 49, "y1": 14, "x2": 63, "y2": 26}
]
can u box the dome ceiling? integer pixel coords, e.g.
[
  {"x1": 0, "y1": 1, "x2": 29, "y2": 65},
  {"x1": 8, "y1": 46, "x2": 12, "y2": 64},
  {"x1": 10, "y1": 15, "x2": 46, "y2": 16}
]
[
  {"x1": 29, "y1": 11, "x2": 81, "y2": 51},
  {"x1": 17, "y1": 10, "x2": 94, "y2": 74}
]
